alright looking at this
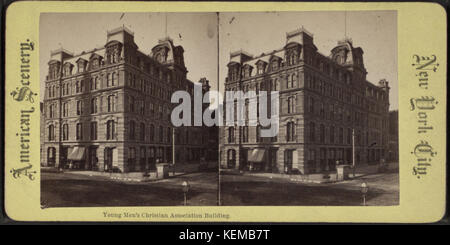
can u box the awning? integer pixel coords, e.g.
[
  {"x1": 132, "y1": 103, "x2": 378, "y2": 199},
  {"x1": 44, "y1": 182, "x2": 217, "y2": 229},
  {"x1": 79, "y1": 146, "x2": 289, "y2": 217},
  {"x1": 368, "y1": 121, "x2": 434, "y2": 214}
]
[
  {"x1": 68, "y1": 147, "x2": 85, "y2": 161},
  {"x1": 248, "y1": 149, "x2": 266, "y2": 163}
]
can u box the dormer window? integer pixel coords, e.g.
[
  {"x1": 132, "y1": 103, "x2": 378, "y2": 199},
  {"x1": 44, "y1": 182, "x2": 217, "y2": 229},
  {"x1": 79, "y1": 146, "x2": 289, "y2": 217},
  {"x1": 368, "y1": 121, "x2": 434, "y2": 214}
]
[
  {"x1": 243, "y1": 65, "x2": 253, "y2": 78},
  {"x1": 63, "y1": 63, "x2": 73, "y2": 77},
  {"x1": 271, "y1": 59, "x2": 279, "y2": 71},
  {"x1": 257, "y1": 66, "x2": 264, "y2": 74},
  {"x1": 256, "y1": 61, "x2": 267, "y2": 75}
]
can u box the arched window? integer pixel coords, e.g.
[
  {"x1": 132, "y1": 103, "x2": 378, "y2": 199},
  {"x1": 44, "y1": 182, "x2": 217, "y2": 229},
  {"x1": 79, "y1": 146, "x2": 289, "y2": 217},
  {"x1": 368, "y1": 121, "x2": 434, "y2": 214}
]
[
  {"x1": 310, "y1": 122, "x2": 315, "y2": 142},
  {"x1": 62, "y1": 124, "x2": 69, "y2": 141},
  {"x1": 129, "y1": 121, "x2": 135, "y2": 140},
  {"x1": 47, "y1": 147, "x2": 56, "y2": 166},
  {"x1": 48, "y1": 125, "x2": 54, "y2": 141},
  {"x1": 107, "y1": 73, "x2": 111, "y2": 87},
  {"x1": 107, "y1": 95, "x2": 115, "y2": 112},
  {"x1": 242, "y1": 126, "x2": 249, "y2": 143},
  {"x1": 320, "y1": 124, "x2": 325, "y2": 143},
  {"x1": 309, "y1": 97, "x2": 315, "y2": 114},
  {"x1": 111, "y1": 72, "x2": 115, "y2": 86},
  {"x1": 76, "y1": 123, "x2": 83, "y2": 140},
  {"x1": 91, "y1": 97, "x2": 97, "y2": 114},
  {"x1": 149, "y1": 124, "x2": 155, "y2": 142},
  {"x1": 330, "y1": 126, "x2": 335, "y2": 143},
  {"x1": 291, "y1": 73, "x2": 297, "y2": 88},
  {"x1": 287, "y1": 97, "x2": 295, "y2": 114},
  {"x1": 107, "y1": 120, "x2": 115, "y2": 140},
  {"x1": 228, "y1": 127, "x2": 235, "y2": 143},
  {"x1": 287, "y1": 122, "x2": 295, "y2": 142}
]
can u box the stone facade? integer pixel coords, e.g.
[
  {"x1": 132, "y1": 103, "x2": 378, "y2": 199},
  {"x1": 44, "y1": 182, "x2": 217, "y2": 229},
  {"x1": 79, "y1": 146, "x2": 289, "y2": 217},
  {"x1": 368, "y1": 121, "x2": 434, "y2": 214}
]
[
  {"x1": 41, "y1": 26, "x2": 217, "y2": 172},
  {"x1": 220, "y1": 27, "x2": 391, "y2": 174}
]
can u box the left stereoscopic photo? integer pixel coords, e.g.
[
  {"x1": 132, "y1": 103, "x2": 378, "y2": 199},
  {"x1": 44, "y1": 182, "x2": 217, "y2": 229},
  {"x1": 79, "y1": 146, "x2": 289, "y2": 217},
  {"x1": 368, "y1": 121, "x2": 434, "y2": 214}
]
[{"x1": 40, "y1": 12, "x2": 219, "y2": 207}]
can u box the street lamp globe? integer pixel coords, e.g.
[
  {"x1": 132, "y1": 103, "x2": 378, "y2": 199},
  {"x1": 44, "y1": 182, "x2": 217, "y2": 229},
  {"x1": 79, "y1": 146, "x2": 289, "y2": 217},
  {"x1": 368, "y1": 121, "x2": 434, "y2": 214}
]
[
  {"x1": 361, "y1": 182, "x2": 369, "y2": 194},
  {"x1": 182, "y1": 181, "x2": 190, "y2": 193}
]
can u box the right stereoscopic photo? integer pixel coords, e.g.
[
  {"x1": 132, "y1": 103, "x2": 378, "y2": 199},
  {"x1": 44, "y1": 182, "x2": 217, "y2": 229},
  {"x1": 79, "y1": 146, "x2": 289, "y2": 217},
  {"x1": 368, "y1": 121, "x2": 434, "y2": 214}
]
[{"x1": 218, "y1": 11, "x2": 399, "y2": 206}]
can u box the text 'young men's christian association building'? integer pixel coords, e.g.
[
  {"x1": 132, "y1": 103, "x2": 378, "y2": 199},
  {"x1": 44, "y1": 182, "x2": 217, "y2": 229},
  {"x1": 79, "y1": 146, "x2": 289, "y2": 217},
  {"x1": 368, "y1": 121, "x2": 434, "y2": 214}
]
[
  {"x1": 41, "y1": 26, "x2": 218, "y2": 172},
  {"x1": 221, "y1": 27, "x2": 391, "y2": 174}
]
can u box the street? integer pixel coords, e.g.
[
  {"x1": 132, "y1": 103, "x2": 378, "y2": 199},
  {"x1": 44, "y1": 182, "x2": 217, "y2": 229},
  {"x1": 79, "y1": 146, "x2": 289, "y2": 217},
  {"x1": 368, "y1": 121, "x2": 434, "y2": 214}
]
[
  {"x1": 42, "y1": 168, "x2": 398, "y2": 207},
  {"x1": 41, "y1": 171, "x2": 218, "y2": 207},
  {"x1": 220, "y1": 170, "x2": 399, "y2": 206}
]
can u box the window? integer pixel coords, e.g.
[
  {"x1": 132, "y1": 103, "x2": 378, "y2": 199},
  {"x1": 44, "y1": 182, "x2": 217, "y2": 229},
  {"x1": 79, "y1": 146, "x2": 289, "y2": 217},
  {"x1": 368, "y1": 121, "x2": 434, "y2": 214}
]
[
  {"x1": 76, "y1": 100, "x2": 83, "y2": 115},
  {"x1": 242, "y1": 126, "x2": 249, "y2": 143},
  {"x1": 140, "y1": 100, "x2": 145, "y2": 115},
  {"x1": 228, "y1": 127, "x2": 235, "y2": 143},
  {"x1": 159, "y1": 126, "x2": 163, "y2": 142},
  {"x1": 291, "y1": 74, "x2": 296, "y2": 88},
  {"x1": 111, "y1": 72, "x2": 116, "y2": 86},
  {"x1": 320, "y1": 124, "x2": 325, "y2": 143},
  {"x1": 309, "y1": 97, "x2": 315, "y2": 114},
  {"x1": 107, "y1": 73, "x2": 111, "y2": 87},
  {"x1": 287, "y1": 122, "x2": 295, "y2": 142},
  {"x1": 347, "y1": 128, "x2": 352, "y2": 144},
  {"x1": 330, "y1": 126, "x2": 335, "y2": 143},
  {"x1": 271, "y1": 60, "x2": 279, "y2": 70},
  {"x1": 62, "y1": 124, "x2": 69, "y2": 141},
  {"x1": 129, "y1": 96, "x2": 135, "y2": 112},
  {"x1": 287, "y1": 97, "x2": 295, "y2": 114},
  {"x1": 167, "y1": 127, "x2": 171, "y2": 143},
  {"x1": 76, "y1": 123, "x2": 83, "y2": 140},
  {"x1": 256, "y1": 125, "x2": 262, "y2": 142},
  {"x1": 106, "y1": 120, "x2": 115, "y2": 140},
  {"x1": 48, "y1": 104, "x2": 55, "y2": 118},
  {"x1": 107, "y1": 95, "x2": 115, "y2": 112},
  {"x1": 149, "y1": 124, "x2": 155, "y2": 142},
  {"x1": 129, "y1": 121, "x2": 135, "y2": 140},
  {"x1": 310, "y1": 122, "x2": 315, "y2": 142},
  {"x1": 287, "y1": 75, "x2": 292, "y2": 89},
  {"x1": 76, "y1": 81, "x2": 80, "y2": 93},
  {"x1": 320, "y1": 102, "x2": 325, "y2": 118},
  {"x1": 140, "y1": 123, "x2": 146, "y2": 141},
  {"x1": 80, "y1": 80, "x2": 85, "y2": 92},
  {"x1": 88, "y1": 122, "x2": 97, "y2": 140},
  {"x1": 91, "y1": 97, "x2": 98, "y2": 114},
  {"x1": 257, "y1": 65, "x2": 264, "y2": 75},
  {"x1": 48, "y1": 125, "x2": 55, "y2": 141},
  {"x1": 339, "y1": 127, "x2": 344, "y2": 144},
  {"x1": 62, "y1": 102, "x2": 68, "y2": 117}
]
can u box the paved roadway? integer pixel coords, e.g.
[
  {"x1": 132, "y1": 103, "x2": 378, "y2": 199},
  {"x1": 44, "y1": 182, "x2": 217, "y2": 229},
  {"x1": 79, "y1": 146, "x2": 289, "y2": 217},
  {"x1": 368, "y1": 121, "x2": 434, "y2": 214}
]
[
  {"x1": 41, "y1": 168, "x2": 398, "y2": 207},
  {"x1": 41, "y1": 171, "x2": 218, "y2": 207},
  {"x1": 220, "y1": 170, "x2": 399, "y2": 206}
]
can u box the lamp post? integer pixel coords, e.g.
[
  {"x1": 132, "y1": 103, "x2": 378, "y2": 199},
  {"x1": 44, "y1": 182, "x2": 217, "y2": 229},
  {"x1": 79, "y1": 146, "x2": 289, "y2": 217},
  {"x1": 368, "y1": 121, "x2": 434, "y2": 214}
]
[
  {"x1": 352, "y1": 128, "x2": 356, "y2": 177},
  {"x1": 361, "y1": 182, "x2": 369, "y2": 206},
  {"x1": 181, "y1": 180, "x2": 190, "y2": 206}
]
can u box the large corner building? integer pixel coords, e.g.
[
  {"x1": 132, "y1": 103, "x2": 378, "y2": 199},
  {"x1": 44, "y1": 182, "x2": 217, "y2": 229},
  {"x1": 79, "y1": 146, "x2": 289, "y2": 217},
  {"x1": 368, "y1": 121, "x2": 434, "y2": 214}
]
[
  {"x1": 220, "y1": 27, "x2": 391, "y2": 174},
  {"x1": 41, "y1": 26, "x2": 217, "y2": 172}
]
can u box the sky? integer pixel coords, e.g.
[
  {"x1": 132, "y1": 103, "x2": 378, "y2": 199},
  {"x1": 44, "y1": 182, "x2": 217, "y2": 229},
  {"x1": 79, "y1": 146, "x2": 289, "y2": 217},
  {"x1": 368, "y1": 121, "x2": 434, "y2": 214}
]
[
  {"x1": 39, "y1": 12, "x2": 218, "y2": 101},
  {"x1": 40, "y1": 11, "x2": 397, "y2": 110},
  {"x1": 219, "y1": 11, "x2": 398, "y2": 110}
]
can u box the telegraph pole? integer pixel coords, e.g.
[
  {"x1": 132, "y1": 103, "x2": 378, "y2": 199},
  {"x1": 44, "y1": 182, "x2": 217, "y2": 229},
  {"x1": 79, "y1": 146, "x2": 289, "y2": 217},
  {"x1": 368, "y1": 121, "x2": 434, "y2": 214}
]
[
  {"x1": 172, "y1": 127, "x2": 175, "y2": 176},
  {"x1": 352, "y1": 128, "x2": 356, "y2": 177}
]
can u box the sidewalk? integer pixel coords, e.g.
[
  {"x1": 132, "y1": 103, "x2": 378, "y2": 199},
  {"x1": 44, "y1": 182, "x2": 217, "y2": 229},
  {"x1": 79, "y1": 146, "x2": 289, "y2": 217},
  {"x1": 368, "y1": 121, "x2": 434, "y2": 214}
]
[
  {"x1": 222, "y1": 161, "x2": 398, "y2": 184},
  {"x1": 60, "y1": 161, "x2": 218, "y2": 182}
]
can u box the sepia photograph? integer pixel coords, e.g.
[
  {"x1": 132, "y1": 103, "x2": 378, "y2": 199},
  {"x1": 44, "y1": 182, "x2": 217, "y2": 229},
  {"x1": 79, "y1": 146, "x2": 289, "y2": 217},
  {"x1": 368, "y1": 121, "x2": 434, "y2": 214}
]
[
  {"x1": 39, "y1": 12, "x2": 219, "y2": 207},
  {"x1": 218, "y1": 11, "x2": 399, "y2": 206},
  {"x1": 39, "y1": 10, "x2": 399, "y2": 208}
]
